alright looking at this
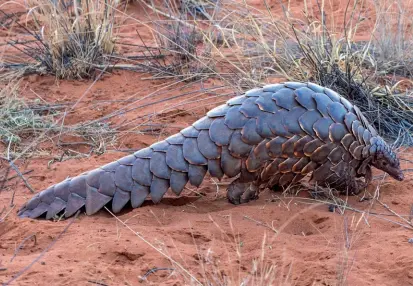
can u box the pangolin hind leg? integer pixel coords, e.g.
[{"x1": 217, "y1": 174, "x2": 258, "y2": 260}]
[{"x1": 226, "y1": 179, "x2": 260, "y2": 205}]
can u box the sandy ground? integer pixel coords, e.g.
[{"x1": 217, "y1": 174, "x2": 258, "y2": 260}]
[{"x1": 1, "y1": 0, "x2": 413, "y2": 285}]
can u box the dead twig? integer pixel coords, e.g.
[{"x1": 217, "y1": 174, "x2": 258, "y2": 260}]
[
  {"x1": 9, "y1": 190, "x2": 15, "y2": 208},
  {"x1": 377, "y1": 199, "x2": 413, "y2": 228},
  {"x1": 0, "y1": 157, "x2": 35, "y2": 194},
  {"x1": 0, "y1": 170, "x2": 33, "y2": 184},
  {"x1": 243, "y1": 215, "x2": 278, "y2": 234},
  {"x1": 409, "y1": 204, "x2": 413, "y2": 223},
  {"x1": 139, "y1": 267, "x2": 175, "y2": 281},
  {"x1": 10, "y1": 234, "x2": 37, "y2": 263},
  {"x1": 0, "y1": 205, "x2": 15, "y2": 222},
  {"x1": 0, "y1": 166, "x2": 11, "y2": 193},
  {"x1": 87, "y1": 281, "x2": 109, "y2": 286}
]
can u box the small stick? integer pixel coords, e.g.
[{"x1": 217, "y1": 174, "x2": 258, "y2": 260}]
[
  {"x1": 0, "y1": 170, "x2": 33, "y2": 184},
  {"x1": 139, "y1": 267, "x2": 175, "y2": 281},
  {"x1": 0, "y1": 157, "x2": 35, "y2": 193},
  {"x1": 343, "y1": 217, "x2": 350, "y2": 249},
  {"x1": 0, "y1": 205, "x2": 15, "y2": 222},
  {"x1": 10, "y1": 234, "x2": 37, "y2": 263},
  {"x1": 9, "y1": 190, "x2": 15, "y2": 207},
  {"x1": 0, "y1": 166, "x2": 11, "y2": 192},
  {"x1": 409, "y1": 204, "x2": 413, "y2": 223},
  {"x1": 87, "y1": 281, "x2": 108, "y2": 286},
  {"x1": 58, "y1": 142, "x2": 95, "y2": 147},
  {"x1": 243, "y1": 215, "x2": 278, "y2": 234},
  {"x1": 378, "y1": 199, "x2": 413, "y2": 228}
]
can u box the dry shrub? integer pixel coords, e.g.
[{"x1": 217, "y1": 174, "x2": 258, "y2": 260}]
[
  {"x1": 135, "y1": 0, "x2": 218, "y2": 82},
  {"x1": 372, "y1": 0, "x2": 413, "y2": 77},
  {"x1": 0, "y1": 79, "x2": 117, "y2": 159},
  {"x1": 3, "y1": 0, "x2": 117, "y2": 79},
  {"x1": 0, "y1": 80, "x2": 55, "y2": 147}
]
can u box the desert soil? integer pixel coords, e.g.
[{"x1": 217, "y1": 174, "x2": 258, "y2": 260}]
[{"x1": 1, "y1": 0, "x2": 413, "y2": 285}]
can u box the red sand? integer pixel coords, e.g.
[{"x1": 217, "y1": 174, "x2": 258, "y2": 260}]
[{"x1": 1, "y1": 0, "x2": 413, "y2": 285}]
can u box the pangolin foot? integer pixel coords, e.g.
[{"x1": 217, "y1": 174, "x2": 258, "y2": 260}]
[{"x1": 227, "y1": 179, "x2": 259, "y2": 205}]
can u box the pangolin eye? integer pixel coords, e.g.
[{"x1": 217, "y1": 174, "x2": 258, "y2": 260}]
[{"x1": 383, "y1": 161, "x2": 388, "y2": 166}]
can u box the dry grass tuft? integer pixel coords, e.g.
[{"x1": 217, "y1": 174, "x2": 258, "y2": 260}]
[
  {"x1": 0, "y1": 79, "x2": 117, "y2": 159},
  {"x1": 0, "y1": 80, "x2": 55, "y2": 147},
  {"x1": 2, "y1": 0, "x2": 117, "y2": 79},
  {"x1": 134, "y1": 0, "x2": 218, "y2": 82},
  {"x1": 372, "y1": 0, "x2": 413, "y2": 77}
]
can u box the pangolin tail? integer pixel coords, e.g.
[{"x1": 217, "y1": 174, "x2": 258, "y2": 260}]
[{"x1": 18, "y1": 135, "x2": 215, "y2": 219}]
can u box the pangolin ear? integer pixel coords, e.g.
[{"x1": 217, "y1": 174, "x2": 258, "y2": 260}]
[{"x1": 358, "y1": 158, "x2": 372, "y2": 175}]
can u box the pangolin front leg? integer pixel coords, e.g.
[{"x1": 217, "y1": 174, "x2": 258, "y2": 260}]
[
  {"x1": 18, "y1": 82, "x2": 403, "y2": 219},
  {"x1": 311, "y1": 161, "x2": 374, "y2": 196}
]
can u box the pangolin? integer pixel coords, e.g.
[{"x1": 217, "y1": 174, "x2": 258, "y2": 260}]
[{"x1": 18, "y1": 82, "x2": 404, "y2": 219}]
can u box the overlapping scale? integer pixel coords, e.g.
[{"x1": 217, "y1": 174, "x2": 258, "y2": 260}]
[
  {"x1": 224, "y1": 106, "x2": 249, "y2": 129},
  {"x1": 209, "y1": 118, "x2": 234, "y2": 146}
]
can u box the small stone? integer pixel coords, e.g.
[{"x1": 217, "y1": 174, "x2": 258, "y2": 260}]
[{"x1": 408, "y1": 238, "x2": 413, "y2": 244}]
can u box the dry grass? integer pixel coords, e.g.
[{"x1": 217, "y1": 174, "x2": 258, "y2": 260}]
[
  {"x1": 0, "y1": 80, "x2": 55, "y2": 147},
  {"x1": 0, "y1": 79, "x2": 117, "y2": 160},
  {"x1": 1, "y1": 0, "x2": 410, "y2": 141},
  {"x1": 372, "y1": 0, "x2": 413, "y2": 77},
  {"x1": 1, "y1": 0, "x2": 412, "y2": 141},
  {"x1": 2, "y1": 0, "x2": 117, "y2": 79}
]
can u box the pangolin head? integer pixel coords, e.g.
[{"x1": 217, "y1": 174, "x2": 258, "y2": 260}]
[{"x1": 370, "y1": 136, "x2": 404, "y2": 181}]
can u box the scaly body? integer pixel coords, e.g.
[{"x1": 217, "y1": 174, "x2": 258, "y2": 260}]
[{"x1": 18, "y1": 82, "x2": 404, "y2": 219}]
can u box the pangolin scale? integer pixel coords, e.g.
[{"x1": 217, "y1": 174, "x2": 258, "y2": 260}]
[{"x1": 18, "y1": 82, "x2": 404, "y2": 219}]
